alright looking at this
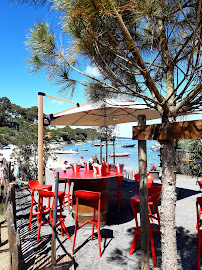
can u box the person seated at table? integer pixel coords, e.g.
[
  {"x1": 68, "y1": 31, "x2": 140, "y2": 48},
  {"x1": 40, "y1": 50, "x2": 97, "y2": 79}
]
[
  {"x1": 63, "y1": 160, "x2": 69, "y2": 168},
  {"x1": 93, "y1": 154, "x2": 99, "y2": 164},
  {"x1": 88, "y1": 155, "x2": 94, "y2": 164},
  {"x1": 88, "y1": 155, "x2": 95, "y2": 170},
  {"x1": 79, "y1": 156, "x2": 85, "y2": 166}
]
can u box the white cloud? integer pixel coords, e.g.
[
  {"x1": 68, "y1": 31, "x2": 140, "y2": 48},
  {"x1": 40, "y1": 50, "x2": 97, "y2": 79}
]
[
  {"x1": 49, "y1": 100, "x2": 64, "y2": 105},
  {"x1": 85, "y1": 65, "x2": 101, "y2": 77}
]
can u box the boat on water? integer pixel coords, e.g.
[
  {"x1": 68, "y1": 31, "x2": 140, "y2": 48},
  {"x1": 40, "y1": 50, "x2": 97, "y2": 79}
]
[
  {"x1": 49, "y1": 141, "x2": 67, "y2": 149},
  {"x1": 2, "y1": 144, "x2": 15, "y2": 150},
  {"x1": 53, "y1": 148, "x2": 79, "y2": 154},
  {"x1": 109, "y1": 152, "x2": 130, "y2": 157},
  {"x1": 91, "y1": 143, "x2": 104, "y2": 147},
  {"x1": 81, "y1": 149, "x2": 88, "y2": 151},
  {"x1": 121, "y1": 144, "x2": 135, "y2": 148},
  {"x1": 75, "y1": 142, "x2": 86, "y2": 146}
]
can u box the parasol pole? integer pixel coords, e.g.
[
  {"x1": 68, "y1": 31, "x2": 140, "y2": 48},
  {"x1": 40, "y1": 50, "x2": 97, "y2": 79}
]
[
  {"x1": 38, "y1": 92, "x2": 44, "y2": 185},
  {"x1": 37, "y1": 92, "x2": 79, "y2": 185}
]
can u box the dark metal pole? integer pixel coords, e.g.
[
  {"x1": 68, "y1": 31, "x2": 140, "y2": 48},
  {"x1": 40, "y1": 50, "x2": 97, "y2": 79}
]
[
  {"x1": 113, "y1": 138, "x2": 116, "y2": 164},
  {"x1": 100, "y1": 138, "x2": 102, "y2": 163},
  {"x1": 51, "y1": 171, "x2": 59, "y2": 264},
  {"x1": 106, "y1": 140, "x2": 108, "y2": 163}
]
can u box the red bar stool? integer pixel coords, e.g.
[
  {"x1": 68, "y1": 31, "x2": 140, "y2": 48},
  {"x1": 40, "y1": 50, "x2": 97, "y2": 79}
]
[
  {"x1": 196, "y1": 197, "x2": 202, "y2": 269},
  {"x1": 129, "y1": 190, "x2": 161, "y2": 268},
  {"x1": 28, "y1": 180, "x2": 52, "y2": 231},
  {"x1": 196, "y1": 181, "x2": 202, "y2": 230},
  {"x1": 37, "y1": 189, "x2": 71, "y2": 244},
  {"x1": 108, "y1": 176, "x2": 125, "y2": 212},
  {"x1": 134, "y1": 173, "x2": 154, "y2": 196},
  {"x1": 72, "y1": 190, "x2": 102, "y2": 257}
]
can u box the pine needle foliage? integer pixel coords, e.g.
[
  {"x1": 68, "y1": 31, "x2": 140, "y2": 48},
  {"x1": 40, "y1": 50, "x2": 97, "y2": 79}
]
[{"x1": 24, "y1": 0, "x2": 201, "y2": 119}]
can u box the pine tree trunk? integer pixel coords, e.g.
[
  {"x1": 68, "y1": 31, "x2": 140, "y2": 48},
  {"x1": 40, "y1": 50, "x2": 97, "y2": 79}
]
[{"x1": 160, "y1": 140, "x2": 178, "y2": 269}]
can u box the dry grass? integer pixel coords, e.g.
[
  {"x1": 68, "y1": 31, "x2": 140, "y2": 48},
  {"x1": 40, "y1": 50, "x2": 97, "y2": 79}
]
[{"x1": 0, "y1": 204, "x2": 10, "y2": 270}]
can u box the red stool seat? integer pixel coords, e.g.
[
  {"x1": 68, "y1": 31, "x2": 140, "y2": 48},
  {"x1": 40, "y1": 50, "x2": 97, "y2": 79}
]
[
  {"x1": 28, "y1": 180, "x2": 52, "y2": 231},
  {"x1": 72, "y1": 190, "x2": 102, "y2": 257},
  {"x1": 37, "y1": 189, "x2": 71, "y2": 244}
]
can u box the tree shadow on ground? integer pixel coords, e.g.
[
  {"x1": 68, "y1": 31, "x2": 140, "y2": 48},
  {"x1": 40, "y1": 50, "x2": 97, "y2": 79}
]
[
  {"x1": 177, "y1": 226, "x2": 198, "y2": 270},
  {"x1": 176, "y1": 187, "x2": 201, "y2": 201},
  {"x1": 15, "y1": 187, "x2": 74, "y2": 269},
  {"x1": 107, "y1": 181, "x2": 135, "y2": 225}
]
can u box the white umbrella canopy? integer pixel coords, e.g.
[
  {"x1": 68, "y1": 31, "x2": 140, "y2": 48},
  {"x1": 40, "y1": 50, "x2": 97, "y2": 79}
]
[{"x1": 49, "y1": 99, "x2": 161, "y2": 126}]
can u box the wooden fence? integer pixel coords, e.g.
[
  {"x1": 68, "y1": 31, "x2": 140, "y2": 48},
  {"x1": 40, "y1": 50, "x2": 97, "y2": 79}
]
[{"x1": 1, "y1": 158, "x2": 23, "y2": 270}]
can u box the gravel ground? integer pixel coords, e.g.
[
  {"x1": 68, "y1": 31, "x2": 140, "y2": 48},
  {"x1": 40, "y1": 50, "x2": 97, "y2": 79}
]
[
  {"x1": 0, "y1": 216, "x2": 10, "y2": 270},
  {"x1": 15, "y1": 173, "x2": 202, "y2": 269}
]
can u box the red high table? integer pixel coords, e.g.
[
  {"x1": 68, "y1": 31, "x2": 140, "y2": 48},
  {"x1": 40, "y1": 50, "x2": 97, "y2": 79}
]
[{"x1": 53, "y1": 168, "x2": 124, "y2": 227}]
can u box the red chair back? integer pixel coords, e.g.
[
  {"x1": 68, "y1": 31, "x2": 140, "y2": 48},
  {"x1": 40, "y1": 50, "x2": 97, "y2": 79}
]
[{"x1": 134, "y1": 173, "x2": 154, "y2": 195}]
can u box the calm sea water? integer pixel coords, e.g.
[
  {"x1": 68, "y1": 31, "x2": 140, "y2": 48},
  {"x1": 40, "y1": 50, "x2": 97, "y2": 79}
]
[{"x1": 54, "y1": 139, "x2": 160, "y2": 172}]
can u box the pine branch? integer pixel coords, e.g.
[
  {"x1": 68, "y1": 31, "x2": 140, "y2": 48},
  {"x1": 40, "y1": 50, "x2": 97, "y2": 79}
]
[
  {"x1": 107, "y1": 0, "x2": 166, "y2": 110},
  {"x1": 172, "y1": 83, "x2": 202, "y2": 115}
]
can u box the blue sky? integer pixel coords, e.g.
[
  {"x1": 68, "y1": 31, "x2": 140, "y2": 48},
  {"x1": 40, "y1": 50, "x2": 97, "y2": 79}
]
[
  {"x1": 1, "y1": 0, "x2": 201, "y2": 138},
  {"x1": 1, "y1": 0, "x2": 88, "y2": 113},
  {"x1": 0, "y1": 0, "x2": 137, "y2": 138}
]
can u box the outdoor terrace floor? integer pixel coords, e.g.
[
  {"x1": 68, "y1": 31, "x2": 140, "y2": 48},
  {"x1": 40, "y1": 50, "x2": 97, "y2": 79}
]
[{"x1": 15, "y1": 174, "x2": 202, "y2": 269}]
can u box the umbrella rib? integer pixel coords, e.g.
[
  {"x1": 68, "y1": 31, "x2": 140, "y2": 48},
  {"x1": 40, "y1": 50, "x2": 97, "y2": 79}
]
[{"x1": 109, "y1": 107, "x2": 139, "y2": 121}]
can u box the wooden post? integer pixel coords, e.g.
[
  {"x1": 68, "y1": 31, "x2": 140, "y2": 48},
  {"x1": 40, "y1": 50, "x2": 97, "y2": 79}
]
[
  {"x1": 8, "y1": 162, "x2": 11, "y2": 182},
  {"x1": 38, "y1": 92, "x2": 44, "y2": 185},
  {"x1": 138, "y1": 115, "x2": 150, "y2": 270},
  {"x1": 10, "y1": 185, "x2": 16, "y2": 230}
]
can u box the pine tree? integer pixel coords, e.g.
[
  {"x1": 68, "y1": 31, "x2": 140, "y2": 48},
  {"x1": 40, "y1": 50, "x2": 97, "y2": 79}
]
[{"x1": 13, "y1": 0, "x2": 202, "y2": 268}]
